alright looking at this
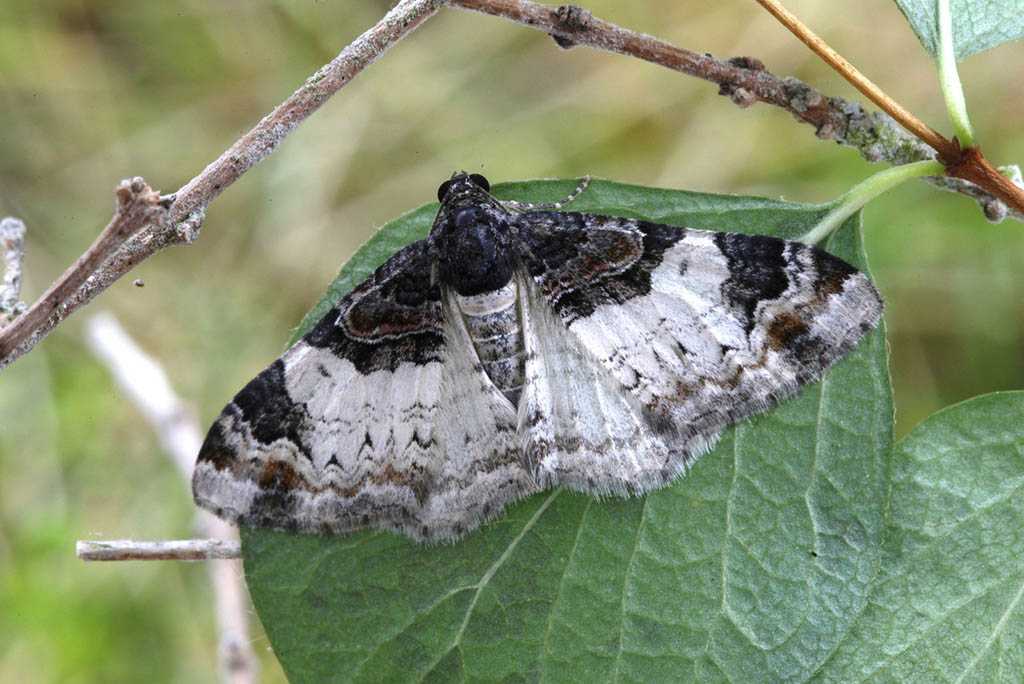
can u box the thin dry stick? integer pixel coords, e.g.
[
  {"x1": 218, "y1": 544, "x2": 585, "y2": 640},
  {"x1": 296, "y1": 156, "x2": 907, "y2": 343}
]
[
  {"x1": 455, "y1": 0, "x2": 907, "y2": 138},
  {"x1": 450, "y1": 0, "x2": 1022, "y2": 220},
  {"x1": 77, "y1": 539, "x2": 242, "y2": 561},
  {"x1": 83, "y1": 312, "x2": 255, "y2": 684},
  {"x1": 0, "y1": 0, "x2": 445, "y2": 371},
  {"x1": 752, "y1": 0, "x2": 1024, "y2": 214},
  {"x1": 3, "y1": 0, "x2": 1021, "y2": 373},
  {"x1": 753, "y1": 0, "x2": 951, "y2": 156}
]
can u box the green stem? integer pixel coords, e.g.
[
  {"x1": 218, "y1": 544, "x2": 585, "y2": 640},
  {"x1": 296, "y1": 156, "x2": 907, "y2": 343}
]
[
  {"x1": 799, "y1": 160, "x2": 945, "y2": 245},
  {"x1": 937, "y1": 0, "x2": 975, "y2": 147}
]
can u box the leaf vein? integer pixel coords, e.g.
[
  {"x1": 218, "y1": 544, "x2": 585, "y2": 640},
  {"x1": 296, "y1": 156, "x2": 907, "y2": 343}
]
[
  {"x1": 540, "y1": 497, "x2": 593, "y2": 676},
  {"x1": 953, "y1": 576, "x2": 1024, "y2": 684},
  {"x1": 610, "y1": 496, "x2": 649, "y2": 682},
  {"x1": 420, "y1": 490, "x2": 562, "y2": 680}
]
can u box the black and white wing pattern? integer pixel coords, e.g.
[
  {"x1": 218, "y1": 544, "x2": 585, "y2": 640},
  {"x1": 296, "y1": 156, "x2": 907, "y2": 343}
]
[
  {"x1": 192, "y1": 241, "x2": 537, "y2": 542},
  {"x1": 516, "y1": 211, "x2": 882, "y2": 495},
  {"x1": 193, "y1": 173, "x2": 882, "y2": 543}
]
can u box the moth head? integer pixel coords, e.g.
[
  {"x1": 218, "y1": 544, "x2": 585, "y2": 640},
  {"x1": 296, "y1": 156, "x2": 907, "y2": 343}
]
[
  {"x1": 430, "y1": 172, "x2": 515, "y2": 296},
  {"x1": 437, "y1": 172, "x2": 490, "y2": 203}
]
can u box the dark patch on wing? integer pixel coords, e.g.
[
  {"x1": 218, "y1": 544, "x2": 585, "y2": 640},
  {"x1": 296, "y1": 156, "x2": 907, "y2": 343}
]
[
  {"x1": 517, "y1": 213, "x2": 687, "y2": 323},
  {"x1": 229, "y1": 359, "x2": 312, "y2": 460},
  {"x1": 713, "y1": 232, "x2": 789, "y2": 334},
  {"x1": 809, "y1": 245, "x2": 858, "y2": 297},
  {"x1": 305, "y1": 240, "x2": 445, "y2": 374},
  {"x1": 249, "y1": 487, "x2": 299, "y2": 529},
  {"x1": 789, "y1": 334, "x2": 829, "y2": 374},
  {"x1": 195, "y1": 416, "x2": 236, "y2": 471},
  {"x1": 764, "y1": 310, "x2": 829, "y2": 371},
  {"x1": 642, "y1": 404, "x2": 679, "y2": 436}
]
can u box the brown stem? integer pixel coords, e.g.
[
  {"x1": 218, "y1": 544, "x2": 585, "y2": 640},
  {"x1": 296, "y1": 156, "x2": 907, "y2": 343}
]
[
  {"x1": 453, "y1": 0, "x2": 952, "y2": 153},
  {"x1": 0, "y1": 0, "x2": 444, "y2": 370},
  {"x1": 0, "y1": 179, "x2": 168, "y2": 365},
  {"x1": 753, "y1": 0, "x2": 955, "y2": 160},
  {"x1": 2, "y1": 0, "x2": 1021, "y2": 371},
  {"x1": 167, "y1": 0, "x2": 443, "y2": 224},
  {"x1": 451, "y1": 0, "x2": 1021, "y2": 220},
  {"x1": 752, "y1": 0, "x2": 1024, "y2": 215},
  {"x1": 947, "y1": 148, "x2": 1024, "y2": 213}
]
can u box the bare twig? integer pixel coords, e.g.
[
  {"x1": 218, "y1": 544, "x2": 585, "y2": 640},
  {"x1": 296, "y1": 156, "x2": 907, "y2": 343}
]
[
  {"x1": 752, "y1": 0, "x2": 1024, "y2": 216},
  {"x1": 3, "y1": 0, "x2": 1020, "y2": 372},
  {"x1": 450, "y1": 0, "x2": 1023, "y2": 220},
  {"x1": 753, "y1": 0, "x2": 950, "y2": 156},
  {"x1": 0, "y1": 0, "x2": 444, "y2": 371},
  {"x1": 1, "y1": 217, "x2": 27, "y2": 322},
  {"x1": 77, "y1": 539, "x2": 242, "y2": 561},
  {"x1": 84, "y1": 312, "x2": 256, "y2": 684},
  {"x1": 0, "y1": 179, "x2": 178, "y2": 368}
]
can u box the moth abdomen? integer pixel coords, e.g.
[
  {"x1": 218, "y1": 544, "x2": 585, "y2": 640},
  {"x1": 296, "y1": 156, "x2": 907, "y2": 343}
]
[{"x1": 456, "y1": 281, "x2": 526, "y2": 406}]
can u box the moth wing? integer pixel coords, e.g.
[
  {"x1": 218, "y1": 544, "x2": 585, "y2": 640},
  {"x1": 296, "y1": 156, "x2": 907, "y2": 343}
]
[
  {"x1": 517, "y1": 270, "x2": 701, "y2": 495},
  {"x1": 192, "y1": 241, "x2": 536, "y2": 542},
  {"x1": 516, "y1": 212, "x2": 882, "y2": 493}
]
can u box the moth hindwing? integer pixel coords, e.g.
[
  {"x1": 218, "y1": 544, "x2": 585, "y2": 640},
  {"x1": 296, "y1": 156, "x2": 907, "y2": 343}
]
[{"x1": 192, "y1": 173, "x2": 882, "y2": 542}]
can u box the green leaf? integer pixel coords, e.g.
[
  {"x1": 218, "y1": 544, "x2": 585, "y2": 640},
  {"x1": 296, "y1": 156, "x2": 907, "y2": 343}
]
[
  {"x1": 814, "y1": 391, "x2": 1024, "y2": 682},
  {"x1": 893, "y1": 0, "x2": 1024, "y2": 60},
  {"x1": 240, "y1": 179, "x2": 893, "y2": 683}
]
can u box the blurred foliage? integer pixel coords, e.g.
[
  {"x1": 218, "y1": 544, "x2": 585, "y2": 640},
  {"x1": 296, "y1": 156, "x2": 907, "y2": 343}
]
[{"x1": 0, "y1": 1, "x2": 1020, "y2": 681}]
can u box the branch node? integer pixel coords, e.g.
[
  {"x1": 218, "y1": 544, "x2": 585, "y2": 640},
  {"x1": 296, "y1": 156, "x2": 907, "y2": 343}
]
[
  {"x1": 722, "y1": 85, "x2": 756, "y2": 108},
  {"x1": 550, "y1": 5, "x2": 591, "y2": 49},
  {"x1": 113, "y1": 176, "x2": 171, "y2": 238},
  {"x1": 983, "y1": 199, "x2": 1008, "y2": 223},
  {"x1": 726, "y1": 56, "x2": 766, "y2": 72},
  {"x1": 717, "y1": 58, "x2": 765, "y2": 108},
  {"x1": 944, "y1": 146, "x2": 1024, "y2": 214},
  {"x1": 175, "y1": 207, "x2": 206, "y2": 245},
  {"x1": 117, "y1": 176, "x2": 149, "y2": 206}
]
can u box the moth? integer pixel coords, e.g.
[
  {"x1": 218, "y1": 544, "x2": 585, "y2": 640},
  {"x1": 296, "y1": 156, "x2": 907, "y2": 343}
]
[{"x1": 192, "y1": 173, "x2": 882, "y2": 542}]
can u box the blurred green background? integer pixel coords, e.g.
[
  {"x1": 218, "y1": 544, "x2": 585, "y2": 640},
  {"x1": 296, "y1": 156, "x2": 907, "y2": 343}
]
[{"x1": 0, "y1": 1, "x2": 1021, "y2": 681}]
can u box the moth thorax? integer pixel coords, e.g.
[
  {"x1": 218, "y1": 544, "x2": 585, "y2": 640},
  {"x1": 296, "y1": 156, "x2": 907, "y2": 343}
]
[{"x1": 455, "y1": 281, "x2": 525, "y2": 407}]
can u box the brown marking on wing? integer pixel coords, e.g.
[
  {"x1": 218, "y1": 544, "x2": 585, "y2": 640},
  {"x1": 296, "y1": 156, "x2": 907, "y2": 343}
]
[
  {"x1": 258, "y1": 459, "x2": 303, "y2": 491},
  {"x1": 370, "y1": 464, "x2": 430, "y2": 505},
  {"x1": 766, "y1": 312, "x2": 810, "y2": 351}
]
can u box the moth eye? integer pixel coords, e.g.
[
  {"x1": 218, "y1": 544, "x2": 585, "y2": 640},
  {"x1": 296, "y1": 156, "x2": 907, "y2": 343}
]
[
  {"x1": 436, "y1": 180, "x2": 455, "y2": 203},
  {"x1": 468, "y1": 174, "x2": 490, "y2": 192}
]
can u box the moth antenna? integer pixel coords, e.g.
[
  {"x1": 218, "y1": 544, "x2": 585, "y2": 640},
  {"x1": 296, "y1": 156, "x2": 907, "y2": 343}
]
[{"x1": 502, "y1": 175, "x2": 591, "y2": 212}]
